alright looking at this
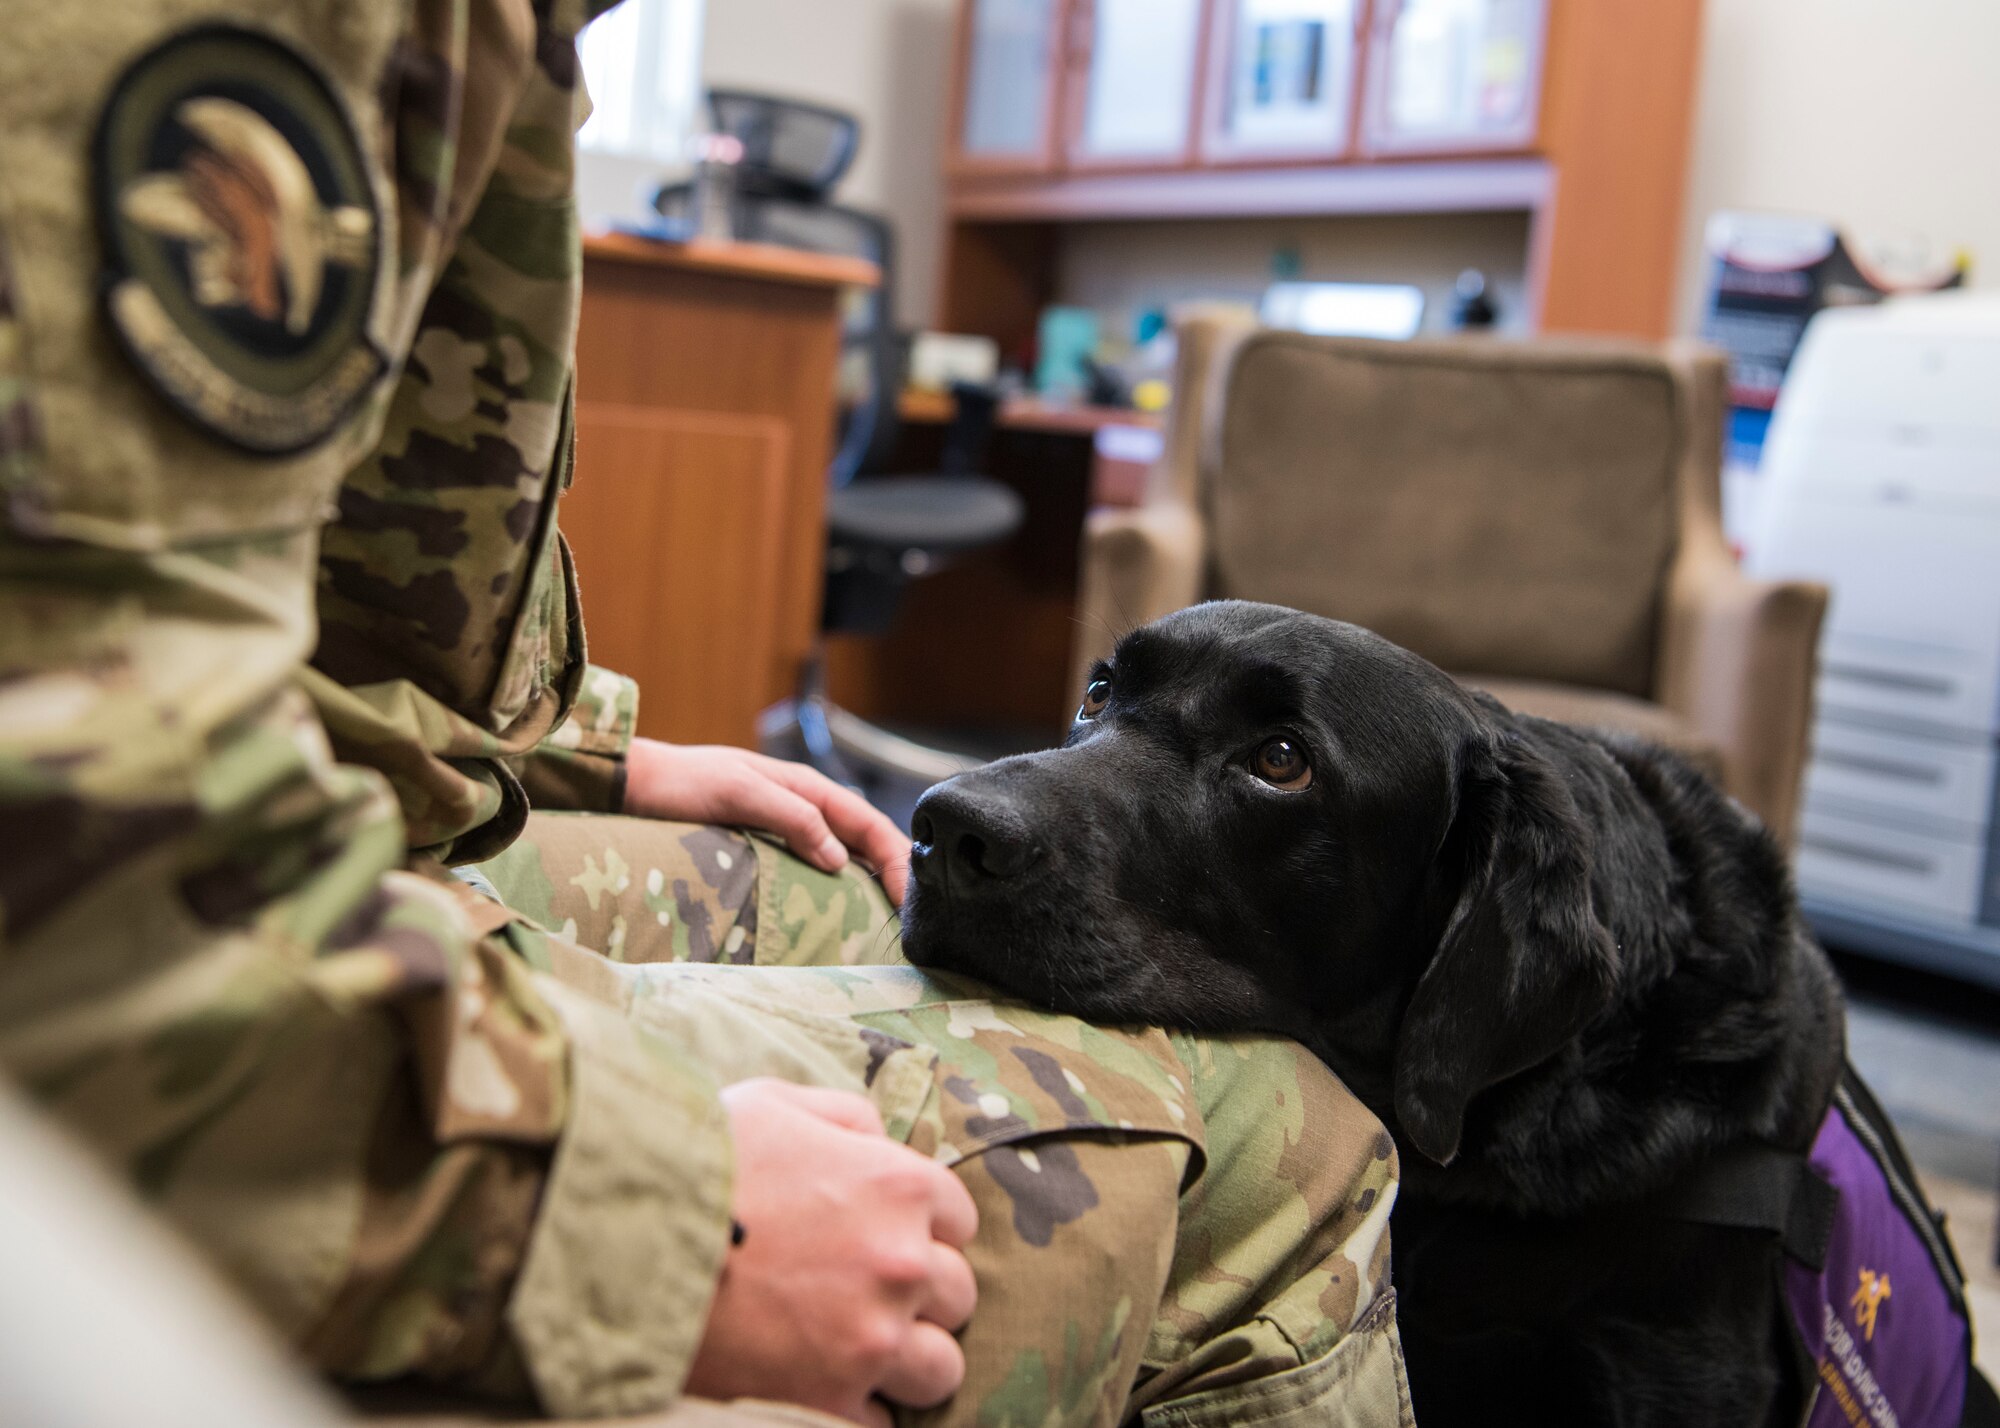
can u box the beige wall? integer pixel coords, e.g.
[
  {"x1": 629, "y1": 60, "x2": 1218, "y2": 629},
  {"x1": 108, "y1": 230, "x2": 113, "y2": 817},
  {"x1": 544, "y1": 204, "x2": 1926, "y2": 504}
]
[
  {"x1": 1674, "y1": 0, "x2": 2000, "y2": 331},
  {"x1": 701, "y1": 0, "x2": 958, "y2": 328}
]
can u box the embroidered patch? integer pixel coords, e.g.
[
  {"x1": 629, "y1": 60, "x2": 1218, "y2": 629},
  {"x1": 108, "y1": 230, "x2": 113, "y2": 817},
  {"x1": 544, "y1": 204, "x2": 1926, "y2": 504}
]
[{"x1": 92, "y1": 25, "x2": 385, "y2": 454}]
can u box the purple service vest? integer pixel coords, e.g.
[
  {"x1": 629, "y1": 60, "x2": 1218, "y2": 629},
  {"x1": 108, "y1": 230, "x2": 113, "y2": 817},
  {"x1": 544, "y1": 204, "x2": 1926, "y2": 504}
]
[{"x1": 1785, "y1": 1081, "x2": 1970, "y2": 1428}]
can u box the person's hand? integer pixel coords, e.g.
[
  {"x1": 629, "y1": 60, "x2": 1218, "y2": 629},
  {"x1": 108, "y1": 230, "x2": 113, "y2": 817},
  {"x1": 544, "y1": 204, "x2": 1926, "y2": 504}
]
[
  {"x1": 624, "y1": 740, "x2": 910, "y2": 904},
  {"x1": 685, "y1": 1079, "x2": 979, "y2": 1425}
]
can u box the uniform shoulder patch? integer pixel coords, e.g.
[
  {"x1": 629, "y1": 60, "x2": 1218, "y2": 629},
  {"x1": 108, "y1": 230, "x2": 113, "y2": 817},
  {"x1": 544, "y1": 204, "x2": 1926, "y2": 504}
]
[{"x1": 92, "y1": 24, "x2": 386, "y2": 455}]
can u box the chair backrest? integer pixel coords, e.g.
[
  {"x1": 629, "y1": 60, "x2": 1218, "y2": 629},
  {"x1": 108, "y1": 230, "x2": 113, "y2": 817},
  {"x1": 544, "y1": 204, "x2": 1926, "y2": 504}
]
[
  {"x1": 1201, "y1": 331, "x2": 1707, "y2": 697},
  {"x1": 739, "y1": 198, "x2": 903, "y2": 486},
  {"x1": 706, "y1": 88, "x2": 859, "y2": 200},
  {"x1": 655, "y1": 97, "x2": 903, "y2": 487}
]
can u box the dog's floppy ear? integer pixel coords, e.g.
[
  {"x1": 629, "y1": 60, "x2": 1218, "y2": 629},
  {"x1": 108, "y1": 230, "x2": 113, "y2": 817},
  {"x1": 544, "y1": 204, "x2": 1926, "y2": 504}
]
[{"x1": 1393, "y1": 724, "x2": 1619, "y2": 1166}]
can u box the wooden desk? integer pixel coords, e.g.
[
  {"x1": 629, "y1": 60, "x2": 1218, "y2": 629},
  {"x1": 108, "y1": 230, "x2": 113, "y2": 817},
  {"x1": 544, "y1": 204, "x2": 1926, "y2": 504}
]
[
  {"x1": 825, "y1": 397, "x2": 1164, "y2": 740},
  {"x1": 896, "y1": 391, "x2": 1162, "y2": 506},
  {"x1": 563, "y1": 234, "x2": 875, "y2": 748},
  {"x1": 896, "y1": 389, "x2": 1162, "y2": 438}
]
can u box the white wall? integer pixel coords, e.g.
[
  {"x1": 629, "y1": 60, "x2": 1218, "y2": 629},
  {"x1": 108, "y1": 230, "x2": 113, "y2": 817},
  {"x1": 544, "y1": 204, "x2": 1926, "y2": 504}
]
[
  {"x1": 1674, "y1": 0, "x2": 2000, "y2": 332},
  {"x1": 701, "y1": 0, "x2": 958, "y2": 328}
]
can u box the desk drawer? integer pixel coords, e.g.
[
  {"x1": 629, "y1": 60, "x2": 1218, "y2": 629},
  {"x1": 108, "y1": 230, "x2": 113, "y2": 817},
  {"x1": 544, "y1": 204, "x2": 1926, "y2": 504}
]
[
  {"x1": 1816, "y1": 632, "x2": 1997, "y2": 736},
  {"x1": 1805, "y1": 721, "x2": 1996, "y2": 834},
  {"x1": 1795, "y1": 804, "x2": 1987, "y2": 928}
]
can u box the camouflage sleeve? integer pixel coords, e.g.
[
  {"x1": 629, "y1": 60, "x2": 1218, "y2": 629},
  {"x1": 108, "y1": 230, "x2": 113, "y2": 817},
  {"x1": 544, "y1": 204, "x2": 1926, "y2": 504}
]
[
  {"x1": 0, "y1": 572, "x2": 736, "y2": 1419},
  {"x1": 0, "y1": 0, "x2": 740, "y2": 1417},
  {"x1": 509, "y1": 661, "x2": 640, "y2": 814}
]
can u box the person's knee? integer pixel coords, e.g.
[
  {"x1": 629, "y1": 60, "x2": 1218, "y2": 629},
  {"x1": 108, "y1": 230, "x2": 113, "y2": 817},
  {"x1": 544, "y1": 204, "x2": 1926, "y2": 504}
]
[
  {"x1": 1162, "y1": 1033, "x2": 1399, "y2": 1365},
  {"x1": 751, "y1": 832, "x2": 903, "y2": 967},
  {"x1": 482, "y1": 813, "x2": 762, "y2": 963},
  {"x1": 919, "y1": 1135, "x2": 1188, "y2": 1428}
]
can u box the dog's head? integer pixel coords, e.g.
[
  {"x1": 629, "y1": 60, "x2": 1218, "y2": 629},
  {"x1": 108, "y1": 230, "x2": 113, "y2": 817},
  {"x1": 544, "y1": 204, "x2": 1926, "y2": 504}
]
[{"x1": 900, "y1": 601, "x2": 1618, "y2": 1166}]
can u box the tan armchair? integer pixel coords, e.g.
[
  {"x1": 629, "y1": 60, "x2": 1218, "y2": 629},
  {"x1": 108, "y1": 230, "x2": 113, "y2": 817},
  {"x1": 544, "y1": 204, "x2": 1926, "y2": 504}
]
[{"x1": 1074, "y1": 319, "x2": 1828, "y2": 849}]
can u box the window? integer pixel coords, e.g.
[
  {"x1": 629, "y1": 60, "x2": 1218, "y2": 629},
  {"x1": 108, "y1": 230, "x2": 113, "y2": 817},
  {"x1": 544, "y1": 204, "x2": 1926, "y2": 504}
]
[
  {"x1": 579, "y1": 0, "x2": 706, "y2": 158},
  {"x1": 577, "y1": 0, "x2": 707, "y2": 226}
]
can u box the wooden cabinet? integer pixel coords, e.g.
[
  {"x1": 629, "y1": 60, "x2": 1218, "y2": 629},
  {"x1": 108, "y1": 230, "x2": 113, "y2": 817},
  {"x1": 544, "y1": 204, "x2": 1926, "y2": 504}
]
[
  {"x1": 951, "y1": 0, "x2": 1070, "y2": 174},
  {"x1": 566, "y1": 235, "x2": 877, "y2": 749},
  {"x1": 1360, "y1": 0, "x2": 1547, "y2": 155},
  {"x1": 941, "y1": 0, "x2": 1706, "y2": 341},
  {"x1": 566, "y1": 411, "x2": 788, "y2": 746},
  {"x1": 1201, "y1": 0, "x2": 1367, "y2": 163},
  {"x1": 1066, "y1": 0, "x2": 1208, "y2": 168},
  {"x1": 952, "y1": 0, "x2": 1555, "y2": 173}
]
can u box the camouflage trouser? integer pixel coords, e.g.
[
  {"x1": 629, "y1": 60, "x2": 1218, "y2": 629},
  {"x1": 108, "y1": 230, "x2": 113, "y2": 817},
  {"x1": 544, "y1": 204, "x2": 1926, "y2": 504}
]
[
  {"x1": 478, "y1": 813, "x2": 1416, "y2": 1428},
  {"x1": 478, "y1": 816, "x2": 903, "y2": 970}
]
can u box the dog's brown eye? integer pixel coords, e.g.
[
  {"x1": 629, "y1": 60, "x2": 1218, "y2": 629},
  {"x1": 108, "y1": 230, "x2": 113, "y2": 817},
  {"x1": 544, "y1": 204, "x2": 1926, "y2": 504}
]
[
  {"x1": 1251, "y1": 737, "x2": 1312, "y2": 790},
  {"x1": 1079, "y1": 678, "x2": 1111, "y2": 719}
]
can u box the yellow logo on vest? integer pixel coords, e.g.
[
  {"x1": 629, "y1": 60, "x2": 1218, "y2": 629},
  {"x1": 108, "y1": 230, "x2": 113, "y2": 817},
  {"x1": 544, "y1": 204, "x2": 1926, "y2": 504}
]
[
  {"x1": 93, "y1": 25, "x2": 385, "y2": 454},
  {"x1": 1850, "y1": 1267, "x2": 1891, "y2": 1342}
]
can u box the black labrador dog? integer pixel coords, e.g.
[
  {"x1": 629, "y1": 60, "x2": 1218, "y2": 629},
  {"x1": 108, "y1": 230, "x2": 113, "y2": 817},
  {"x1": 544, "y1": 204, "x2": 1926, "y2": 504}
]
[{"x1": 899, "y1": 600, "x2": 1848, "y2": 1427}]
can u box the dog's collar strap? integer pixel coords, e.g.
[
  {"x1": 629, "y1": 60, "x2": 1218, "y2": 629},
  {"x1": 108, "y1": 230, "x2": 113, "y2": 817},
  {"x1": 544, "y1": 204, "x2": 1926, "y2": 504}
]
[{"x1": 1643, "y1": 1140, "x2": 1836, "y2": 1271}]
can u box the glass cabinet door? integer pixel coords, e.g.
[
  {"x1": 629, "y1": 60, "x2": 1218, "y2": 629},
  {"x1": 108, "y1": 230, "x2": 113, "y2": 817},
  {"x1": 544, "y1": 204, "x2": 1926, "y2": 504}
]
[
  {"x1": 956, "y1": 0, "x2": 1067, "y2": 171},
  {"x1": 1362, "y1": 0, "x2": 1547, "y2": 154},
  {"x1": 1067, "y1": 0, "x2": 1208, "y2": 167},
  {"x1": 1200, "y1": 0, "x2": 1363, "y2": 162}
]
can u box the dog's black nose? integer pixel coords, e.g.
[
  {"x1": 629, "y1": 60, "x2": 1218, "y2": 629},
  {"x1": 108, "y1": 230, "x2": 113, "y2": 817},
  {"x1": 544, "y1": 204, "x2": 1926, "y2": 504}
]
[{"x1": 911, "y1": 785, "x2": 1042, "y2": 893}]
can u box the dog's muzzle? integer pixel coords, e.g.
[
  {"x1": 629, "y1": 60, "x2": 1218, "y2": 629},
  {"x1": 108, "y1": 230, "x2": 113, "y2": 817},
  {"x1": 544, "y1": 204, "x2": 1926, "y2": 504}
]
[{"x1": 910, "y1": 783, "x2": 1045, "y2": 898}]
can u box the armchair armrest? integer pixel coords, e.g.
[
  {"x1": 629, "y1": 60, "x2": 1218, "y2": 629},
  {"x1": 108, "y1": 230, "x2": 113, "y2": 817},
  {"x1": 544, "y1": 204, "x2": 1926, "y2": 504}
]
[
  {"x1": 1068, "y1": 501, "x2": 1207, "y2": 706},
  {"x1": 1655, "y1": 543, "x2": 1828, "y2": 849}
]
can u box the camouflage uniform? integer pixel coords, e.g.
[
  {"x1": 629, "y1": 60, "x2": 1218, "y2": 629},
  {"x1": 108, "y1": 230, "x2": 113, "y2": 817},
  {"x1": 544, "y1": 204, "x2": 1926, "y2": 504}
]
[
  {"x1": 483, "y1": 815, "x2": 1414, "y2": 1426},
  {"x1": 0, "y1": 2, "x2": 1411, "y2": 1425}
]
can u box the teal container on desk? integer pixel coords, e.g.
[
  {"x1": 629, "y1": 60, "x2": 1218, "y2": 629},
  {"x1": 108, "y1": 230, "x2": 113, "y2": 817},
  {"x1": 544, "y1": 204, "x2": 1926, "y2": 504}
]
[{"x1": 1035, "y1": 306, "x2": 1099, "y2": 400}]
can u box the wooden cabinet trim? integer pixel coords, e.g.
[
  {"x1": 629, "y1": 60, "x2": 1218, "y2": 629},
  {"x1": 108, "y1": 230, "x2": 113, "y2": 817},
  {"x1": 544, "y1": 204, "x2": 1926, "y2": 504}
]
[
  {"x1": 1060, "y1": 0, "x2": 1216, "y2": 174},
  {"x1": 1195, "y1": 0, "x2": 1371, "y2": 167},
  {"x1": 948, "y1": 155, "x2": 1553, "y2": 222},
  {"x1": 1531, "y1": 0, "x2": 1707, "y2": 337},
  {"x1": 946, "y1": 0, "x2": 1081, "y2": 179},
  {"x1": 1357, "y1": 0, "x2": 1551, "y2": 159},
  {"x1": 582, "y1": 233, "x2": 879, "y2": 290}
]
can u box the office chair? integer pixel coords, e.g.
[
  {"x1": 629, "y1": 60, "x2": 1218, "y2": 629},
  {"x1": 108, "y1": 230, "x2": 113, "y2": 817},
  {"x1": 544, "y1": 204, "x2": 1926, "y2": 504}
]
[{"x1": 657, "y1": 91, "x2": 1023, "y2": 788}]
